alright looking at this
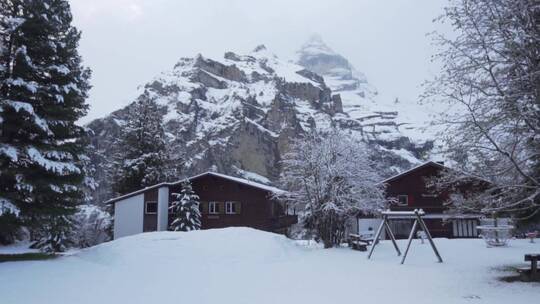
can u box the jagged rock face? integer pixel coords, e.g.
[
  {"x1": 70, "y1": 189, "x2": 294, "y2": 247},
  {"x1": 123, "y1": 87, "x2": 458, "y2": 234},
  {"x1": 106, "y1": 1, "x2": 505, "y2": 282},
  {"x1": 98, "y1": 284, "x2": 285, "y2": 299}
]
[
  {"x1": 296, "y1": 35, "x2": 433, "y2": 157},
  {"x1": 87, "y1": 40, "x2": 433, "y2": 202},
  {"x1": 297, "y1": 35, "x2": 372, "y2": 94}
]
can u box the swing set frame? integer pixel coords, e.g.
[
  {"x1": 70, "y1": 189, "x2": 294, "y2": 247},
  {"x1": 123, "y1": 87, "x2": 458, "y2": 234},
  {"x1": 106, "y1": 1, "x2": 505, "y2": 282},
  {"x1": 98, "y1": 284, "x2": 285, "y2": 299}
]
[{"x1": 367, "y1": 209, "x2": 443, "y2": 264}]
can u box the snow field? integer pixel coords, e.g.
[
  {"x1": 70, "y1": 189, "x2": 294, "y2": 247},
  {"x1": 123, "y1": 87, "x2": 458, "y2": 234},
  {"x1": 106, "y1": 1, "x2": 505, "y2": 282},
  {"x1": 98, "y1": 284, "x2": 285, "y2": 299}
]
[{"x1": 0, "y1": 228, "x2": 538, "y2": 304}]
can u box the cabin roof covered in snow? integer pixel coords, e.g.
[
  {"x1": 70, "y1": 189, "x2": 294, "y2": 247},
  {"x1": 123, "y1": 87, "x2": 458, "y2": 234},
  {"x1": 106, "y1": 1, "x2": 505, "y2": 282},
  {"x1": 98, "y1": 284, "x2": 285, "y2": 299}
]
[
  {"x1": 379, "y1": 161, "x2": 491, "y2": 185},
  {"x1": 188, "y1": 171, "x2": 285, "y2": 194},
  {"x1": 379, "y1": 161, "x2": 447, "y2": 184},
  {"x1": 105, "y1": 171, "x2": 285, "y2": 204}
]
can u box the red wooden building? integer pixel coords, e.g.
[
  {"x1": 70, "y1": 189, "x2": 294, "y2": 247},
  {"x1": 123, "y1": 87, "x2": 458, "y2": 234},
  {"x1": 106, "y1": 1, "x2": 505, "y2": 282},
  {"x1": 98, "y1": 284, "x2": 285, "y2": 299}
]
[
  {"x1": 357, "y1": 161, "x2": 484, "y2": 239},
  {"x1": 108, "y1": 172, "x2": 297, "y2": 239}
]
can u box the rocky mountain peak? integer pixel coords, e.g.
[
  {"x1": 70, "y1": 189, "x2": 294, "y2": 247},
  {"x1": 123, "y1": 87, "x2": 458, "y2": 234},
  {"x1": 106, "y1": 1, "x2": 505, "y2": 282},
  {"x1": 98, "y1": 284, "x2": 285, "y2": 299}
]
[
  {"x1": 87, "y1": 40, "x2": 434, "y2": 203},
  {"x1": 252, "y1": 44, "x2": 267, "y2": 52},
  {"x1": 296, "y1": 35, "x2": 371, "y2": 94},
  {"x1": 298, "y1": 34, "x2": 337, "y2": 57}
]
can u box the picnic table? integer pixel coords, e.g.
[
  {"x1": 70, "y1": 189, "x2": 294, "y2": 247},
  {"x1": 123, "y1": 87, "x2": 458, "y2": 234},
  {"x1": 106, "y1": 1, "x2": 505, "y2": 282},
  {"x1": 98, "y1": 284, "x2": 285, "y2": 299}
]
[{"x1": 524, "y1": 254, "x2": 539, "y2": 280}]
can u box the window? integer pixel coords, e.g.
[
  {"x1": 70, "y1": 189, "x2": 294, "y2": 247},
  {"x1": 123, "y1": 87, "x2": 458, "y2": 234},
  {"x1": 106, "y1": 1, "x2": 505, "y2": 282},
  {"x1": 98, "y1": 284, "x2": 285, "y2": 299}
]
[
  {"x1": 209, "y1": 201, "x2": 219, "y2": 214},
  {"x1": 225, "y1": 202, "x2": 238, "y2": 214},
  {"x1": 397, "y1": 195, "x2": 408, "y2": 206},
  {"x1": 145, "y1": 201, "x2": 158, "y2": 214}
]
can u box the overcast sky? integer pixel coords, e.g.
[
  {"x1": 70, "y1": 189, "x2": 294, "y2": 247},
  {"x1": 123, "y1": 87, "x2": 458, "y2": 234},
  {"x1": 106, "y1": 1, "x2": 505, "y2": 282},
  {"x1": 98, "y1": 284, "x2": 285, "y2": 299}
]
[{"x1": 69, "y1": 0, "x2": 450, "y2": 124}]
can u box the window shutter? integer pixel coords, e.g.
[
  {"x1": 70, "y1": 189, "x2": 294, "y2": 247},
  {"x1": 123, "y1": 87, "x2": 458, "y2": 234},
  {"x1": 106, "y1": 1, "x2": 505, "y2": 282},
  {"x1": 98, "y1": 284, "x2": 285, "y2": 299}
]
[{"x1": 236, "y1": 202, "x2": 242, "y2": 214}]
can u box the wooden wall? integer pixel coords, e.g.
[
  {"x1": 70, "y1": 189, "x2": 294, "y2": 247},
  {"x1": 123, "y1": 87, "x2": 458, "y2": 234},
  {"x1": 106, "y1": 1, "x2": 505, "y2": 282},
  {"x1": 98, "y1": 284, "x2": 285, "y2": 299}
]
[
  {"x1": 168, "y1": 174, "x2": 289, "y2": 232},
  {"x1": 385, "y1": 164, "x2": 481, "y2": 238},
  {"x1": 143, "y1": 188, "x2": 158, "y2": 232}
]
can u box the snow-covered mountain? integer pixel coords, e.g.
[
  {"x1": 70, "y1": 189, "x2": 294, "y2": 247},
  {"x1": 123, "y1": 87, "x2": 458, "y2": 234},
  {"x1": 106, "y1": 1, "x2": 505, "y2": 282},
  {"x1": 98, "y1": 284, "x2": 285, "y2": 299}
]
[
  {"x1": 87, "y1": 37, "x2": 434, "y2": 202},
  {"x1": 296, "y1": 35, "x2": 434, "y2": 143}
]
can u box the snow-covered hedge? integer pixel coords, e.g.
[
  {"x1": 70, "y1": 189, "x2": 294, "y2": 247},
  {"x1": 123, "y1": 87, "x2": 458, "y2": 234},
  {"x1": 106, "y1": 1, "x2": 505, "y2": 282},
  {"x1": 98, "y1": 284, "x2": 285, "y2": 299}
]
[{"x1": 72, "y1": 205, "x2": 112, "y2": 248}]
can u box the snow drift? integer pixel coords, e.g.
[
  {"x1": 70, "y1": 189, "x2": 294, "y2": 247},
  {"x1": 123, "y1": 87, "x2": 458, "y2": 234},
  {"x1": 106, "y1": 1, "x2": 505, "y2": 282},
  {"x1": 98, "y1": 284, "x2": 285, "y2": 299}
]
[{"x1": 0, "y1": 228, "x2": 538, "y2": 304}]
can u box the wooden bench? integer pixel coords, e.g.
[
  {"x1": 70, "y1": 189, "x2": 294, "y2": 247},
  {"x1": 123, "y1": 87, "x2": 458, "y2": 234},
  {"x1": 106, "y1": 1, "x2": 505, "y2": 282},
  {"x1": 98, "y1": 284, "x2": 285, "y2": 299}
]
[
  {"x1": 524, "y1": 254, "x2": 539, "y2": 280},
  {"x1": 357, "y1": 231, "x2": 375, "y2": 245},
  {"x1": 348, "y1": 234, "x2": 368, "y2": 251}
]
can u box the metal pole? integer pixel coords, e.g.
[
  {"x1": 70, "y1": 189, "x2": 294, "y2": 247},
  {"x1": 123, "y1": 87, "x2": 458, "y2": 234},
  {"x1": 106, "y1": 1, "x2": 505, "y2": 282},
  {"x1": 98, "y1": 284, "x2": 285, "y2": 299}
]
[
  {"x1": 400, "y1": 219, "x2": 418, "y2": 264},
  {"x1": 384, "y1": 221, "x2": 401, "y2": 256},
  {"x1": 416, "y1": 212, "x2": 443, "y2": 263},
  {"x1": 367, "y1": 215, "x2": 386, "y2": 259}
]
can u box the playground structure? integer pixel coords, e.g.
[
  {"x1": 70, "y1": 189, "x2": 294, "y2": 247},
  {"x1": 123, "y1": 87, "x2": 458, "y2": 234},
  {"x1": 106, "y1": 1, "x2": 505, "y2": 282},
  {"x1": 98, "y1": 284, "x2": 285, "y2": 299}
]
[
  {"x1": 477, "y1": 225, "x2": 513, "y2": 247},
  {"x1": 367, "y1": 209, "x2": 443, "y2": 264}
]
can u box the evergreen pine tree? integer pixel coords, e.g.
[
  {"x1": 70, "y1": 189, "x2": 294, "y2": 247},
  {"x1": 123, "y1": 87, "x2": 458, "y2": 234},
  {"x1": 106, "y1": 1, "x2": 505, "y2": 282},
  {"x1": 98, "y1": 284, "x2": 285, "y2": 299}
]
[
  {"x1": 169, "y1": 180, "x2": 201, "y2": 231},
  {"x1": 0, "y1": 0, "x2": 25, "y2": 245},
  {"x1": 0, "y1": 0, "x2": 91, "y2": 251},
  {"x1": 112, "y1": 91, "x2": 171, "y2": 195}
]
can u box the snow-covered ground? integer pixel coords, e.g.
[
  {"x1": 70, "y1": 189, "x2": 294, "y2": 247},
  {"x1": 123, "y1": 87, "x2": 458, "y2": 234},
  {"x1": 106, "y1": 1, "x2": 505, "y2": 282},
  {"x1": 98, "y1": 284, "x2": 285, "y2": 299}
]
[
  {"x1": 0, "y1": 228, "x2": 538, "y2": 304},
  {"x1": 0, "y1": 241, "x2": 39, "y2": 255}
]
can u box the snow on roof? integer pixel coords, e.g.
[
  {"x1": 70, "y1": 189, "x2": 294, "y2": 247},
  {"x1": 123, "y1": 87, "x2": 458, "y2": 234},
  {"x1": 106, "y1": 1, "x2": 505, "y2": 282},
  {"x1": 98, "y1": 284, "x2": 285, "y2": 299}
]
[
  {"x1": 382, "y1": 213, "x2": 483, "y2": 220},
  {"x1": 105, "y1": 171, "x2": 284, "y2": 204},
  {"x1": 379, "y1": 161, "x2": 447, "y2": 184},
  {"x1": 104, "y1": 182, "x2": 170, "y2": 204},
  {"x1": 380, "y1": 160, "x2": 493, "y2": 186},
  {"x1": 188, "y1": 171, "x2": 285, "y2": 194}
]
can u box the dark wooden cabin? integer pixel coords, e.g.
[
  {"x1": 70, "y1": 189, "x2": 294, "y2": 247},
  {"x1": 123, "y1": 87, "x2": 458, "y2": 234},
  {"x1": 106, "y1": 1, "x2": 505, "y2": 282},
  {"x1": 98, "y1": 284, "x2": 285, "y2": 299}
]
[
  {"x1": 109, "y1": 172, "x2": 297, "y2": 239},
  {"x1": 169, "y1": 172, "x2": 296, "y2": 233},
  {"x1": 358, "y1": 161, "x2": 485, "y2": 239}
]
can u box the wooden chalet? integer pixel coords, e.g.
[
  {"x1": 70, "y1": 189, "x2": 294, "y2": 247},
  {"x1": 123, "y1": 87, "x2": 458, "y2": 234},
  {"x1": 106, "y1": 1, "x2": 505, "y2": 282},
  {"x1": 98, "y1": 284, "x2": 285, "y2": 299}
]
[
  {"x1": 107, "y1": 172, "x2": 297, "y2": 239},
  {"x1": 357, "y1": 161, "x2": 486, "y2": 239}
]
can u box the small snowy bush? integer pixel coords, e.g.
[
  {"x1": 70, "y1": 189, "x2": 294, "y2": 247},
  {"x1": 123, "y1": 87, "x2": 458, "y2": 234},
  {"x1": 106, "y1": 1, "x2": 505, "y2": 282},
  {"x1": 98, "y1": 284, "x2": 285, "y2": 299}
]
[
  {"x1": 31, "y1": 215, "x2": 75, "y2": 253},
  {"x1": 72, "y1": 205, "x2": 112, "y2": 248},
  {"x1": 169, "y1": 180, "x2": 201, "y2": 231}
]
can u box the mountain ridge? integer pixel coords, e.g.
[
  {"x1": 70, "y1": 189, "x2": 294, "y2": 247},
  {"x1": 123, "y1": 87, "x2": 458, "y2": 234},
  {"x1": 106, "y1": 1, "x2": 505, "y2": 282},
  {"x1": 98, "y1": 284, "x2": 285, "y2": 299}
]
[{"x1": 87, "y1": 37, "x2": 433, "y2": 203}]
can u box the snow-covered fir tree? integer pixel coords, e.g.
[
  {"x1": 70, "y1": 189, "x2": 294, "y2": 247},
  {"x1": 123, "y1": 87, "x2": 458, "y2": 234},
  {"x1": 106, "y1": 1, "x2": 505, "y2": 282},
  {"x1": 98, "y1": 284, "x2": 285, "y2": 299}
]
[
  {"x1": 275, "y1": 128, "x2": 386, "y2": 248},
  {"x1": 112, "y1": 91, "x2": 171, "y2": 195},
  {"x1": 0, "y1": 199, "x2": 21, "y2": 245},
  {"x1": 86, "y1": 131, "x2": 116, "y2": 204},
  {"x1": 169, "y1": 180, "x2": 201, "y2": 231},
  {"x1": 424, "y1": 0, "x2": 540, "y2": 221},
  {"x1": 0, "y1": 0, "x2": 24, "y2": 246},
  {"x1": 0, "y1": 0, "x2": 92, "y2": 251},
  {"x1": 70, "y1": 135, "x2": 112, "y2": 247}
]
